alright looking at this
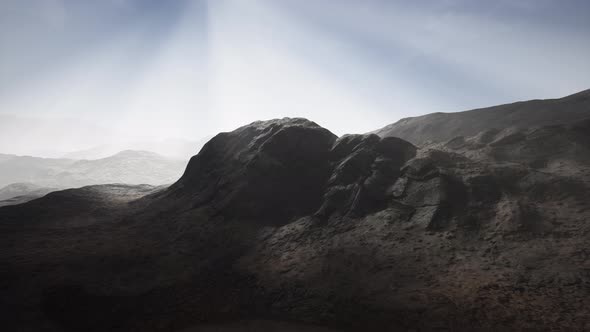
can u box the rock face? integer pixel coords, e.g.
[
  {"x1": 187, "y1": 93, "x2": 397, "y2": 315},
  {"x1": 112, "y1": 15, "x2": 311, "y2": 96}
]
[
  {"x1": 168, "y1": 118, "x2": 338, "y2": 222},
  {"x1": 372, "y1": 88, "x2": 590, "y2": 146},
  {"x1": 317, "y1": 135, "x2": 416, "y2": 219},
  {"x1": 1, "y1": 117, "x2": 590, "y2": 331},
  {"x1": 165, "y1": 119, "x2": 418, "y2": 224}
]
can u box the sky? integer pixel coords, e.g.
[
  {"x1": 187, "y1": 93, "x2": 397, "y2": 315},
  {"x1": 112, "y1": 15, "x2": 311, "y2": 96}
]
[{"x1": 1, "y1": 0, "x2": 590, "y2": 157}]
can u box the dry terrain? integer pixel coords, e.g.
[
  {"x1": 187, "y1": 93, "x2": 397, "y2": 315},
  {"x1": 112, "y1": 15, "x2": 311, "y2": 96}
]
[{"x1": 1, "y1": 105, "x2": 590, "y2": 331}]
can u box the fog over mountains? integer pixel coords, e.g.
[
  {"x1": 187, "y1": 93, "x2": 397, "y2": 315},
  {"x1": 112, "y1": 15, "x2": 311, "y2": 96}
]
[
  {"x1": 1, "y1": 90, "x2": 589, "y2": 331},
  {"x1": 62, "y1": 137, "x2": 210, "y2": 161},
  {"x1": 0, "y1": 183, "x2": 58, "y2": 207},
  {"x1": 0, "y1": 150, "x2": 186, "y2": 189},
  {"x1": 0, "y1": 114, "x2": 208, "y2": 159},
  {"x1": 0, "y1": 150, "x2": 187, "y2": 206}
]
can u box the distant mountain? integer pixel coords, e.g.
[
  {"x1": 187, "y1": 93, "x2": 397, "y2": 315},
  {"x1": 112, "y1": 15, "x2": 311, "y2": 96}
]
[
  {"x1": 62, "y1": 150, "x2": 187, "y2": 187},
  {"x1": 63, "y1": 137, "x2": 211, "y2": 160},
  {"x1": 61, "y1": 145, "x2": 124, "y2": 160},
  {"x1": 0, "y1": 182, "x2": 58, "y2": 207},
  {"x1": 0, "y1": 153, "x2": 76, "y2": 188},
  {"x1": 0, "y1": 182, "x2": 57, "y2": 200},
  {"x1": 372, "y1": 89, "x2": 590, "y2": 145},
  {"x1": 0, "y1": 150, "x2": 187, "y2": 188},
  {"x1": 0, "y1": 114, "x2": 210, "y2": 159},
  {"x1": 0, "y1": 114, "x2": 120, "y2": 157}
]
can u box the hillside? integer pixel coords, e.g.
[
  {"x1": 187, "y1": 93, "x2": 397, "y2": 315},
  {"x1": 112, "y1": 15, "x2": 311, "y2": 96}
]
[
  {"x1": 1, "y1": 117, "x2": 589, "y2": 331},
  {"x1": 373, "y1": 89, "x2": 590, "y2": 145},
  {"x1": 62, "y1": 150, "x2": 186, "y2": 187}
]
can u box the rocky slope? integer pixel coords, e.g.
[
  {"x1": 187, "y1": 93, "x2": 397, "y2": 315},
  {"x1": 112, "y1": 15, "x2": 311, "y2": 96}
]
[
  {"x1": 1, "y1": 117, "x2": 590, "y2": 331},
  {"x1": 372, "y1": 89, "x2": 590, "y2": 146}
]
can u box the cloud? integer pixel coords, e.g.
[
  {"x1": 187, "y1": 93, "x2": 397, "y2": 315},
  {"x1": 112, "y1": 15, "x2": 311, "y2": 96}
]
[
  {"x1": 0, "y1": 0, "x2": 589, "y2": 156},
  {"x1": 277, "y1": 0, "x2": 590, "y2": 102}
]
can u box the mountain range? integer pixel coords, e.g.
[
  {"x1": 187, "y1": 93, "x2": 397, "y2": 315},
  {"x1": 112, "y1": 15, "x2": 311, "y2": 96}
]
[
  {"x1": 0, "y1": 114, "x2": 209, "y2": 159},
  {"x1": 0, "y1": 182, "x2": 58, "y2": 207},
  {"x1": 61, "y1": 137, "x2": 211, "y2": 160},
  {"x1": 1, "y1": 90, "x2": 589, "y2": 331},
  {"x1": 0, "y1": 150, "x2": 188, "y2": 206},
  {"x1": 0, "y1": 150, "x2": 187, "y2": 189}
]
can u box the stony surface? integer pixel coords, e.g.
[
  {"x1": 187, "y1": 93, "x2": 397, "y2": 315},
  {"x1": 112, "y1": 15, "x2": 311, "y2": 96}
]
[{"x1": 1, "y1": 117, "x2": 590, "y2": 331}]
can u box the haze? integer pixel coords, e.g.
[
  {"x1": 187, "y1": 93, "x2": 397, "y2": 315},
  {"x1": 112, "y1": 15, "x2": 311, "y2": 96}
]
[{"x1": 1, "y1": 0, "x2": 590, "y2": 157}]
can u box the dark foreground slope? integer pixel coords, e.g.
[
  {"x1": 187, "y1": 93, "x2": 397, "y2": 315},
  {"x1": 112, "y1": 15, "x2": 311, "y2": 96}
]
[
  {"x1": 1, "y1": 118, "x2": 590, "y2": 331},
  {"x1": 373, "y1": 89, "x2": 590, "y2": 145}
]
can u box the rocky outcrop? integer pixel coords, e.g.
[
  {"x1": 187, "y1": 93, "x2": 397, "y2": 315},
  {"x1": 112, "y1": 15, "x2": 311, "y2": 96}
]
[
  {"x1": 316, "y1": 134, "x2": 416, "y2": 219},
  {"x1": 167, "y1": 119, "x2": 419, "y2": 224},
  {"x1": 168, "y1": 118, "x2": 338, "y2": 222}
]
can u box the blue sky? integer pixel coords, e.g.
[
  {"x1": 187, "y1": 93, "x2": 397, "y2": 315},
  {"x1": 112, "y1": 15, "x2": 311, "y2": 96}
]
[{"x1": 1, "y1": 0, "x2": 589, "y2": 156}]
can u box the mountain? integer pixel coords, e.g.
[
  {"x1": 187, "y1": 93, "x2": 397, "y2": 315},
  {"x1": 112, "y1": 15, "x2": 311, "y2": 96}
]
[
  {"x1": 62, "y1": 145, "x2": 132, "y2": 160},
  {"x1": 61, "y1": 150, "x2": 187, "y2": 187},
  {"x1": 372, "y1": 89, "x2": 590, "y2": 146},
  {"x1": 0, "y1": 153, "x2": 76, "y2": 188},
  {"x1": 0, "y1": 182, "x2": 58, "y2": 207},
  {"x1": 0, "y1": 150, "x2": 187, "y2": 188},
  {"x1": 1, "y1": 117, "x2": 590, "y2": 331},
  {"x1": 62, "y1": 137, "x2": 211, "y2": 160},
  {"x1": 0, "y1": 114, "x2": 121, "y2": 158}
]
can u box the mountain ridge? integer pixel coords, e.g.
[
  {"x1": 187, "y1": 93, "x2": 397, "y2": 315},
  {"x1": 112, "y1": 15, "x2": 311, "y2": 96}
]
[
  {"x1": 373, "y1": 88, "x2": 590, "y2": 146},
  {"x1": 0, "y1": 149, "x2": 187, "y2": 188},
  {"x1": 2, "y1": 114, "x2": 589, "y2": 331}
]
